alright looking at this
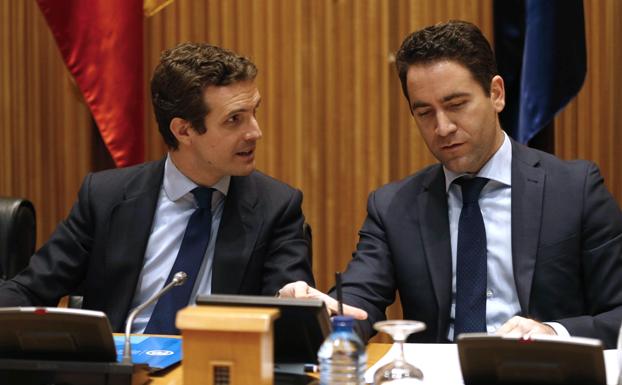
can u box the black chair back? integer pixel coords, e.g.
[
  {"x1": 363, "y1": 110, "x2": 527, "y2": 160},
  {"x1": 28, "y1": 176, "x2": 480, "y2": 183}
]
[{"x1": 0, "y1": 197, "x2": 36, "y2": 280}]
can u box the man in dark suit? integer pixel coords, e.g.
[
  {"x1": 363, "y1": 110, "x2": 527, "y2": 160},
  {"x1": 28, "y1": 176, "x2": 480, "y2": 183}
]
[
  {"x1": 280, "y1": 20, "x2": 622, "y2": 348},
  {"x1": 0, "y1": 43, "x2": 314, "y2": 333}
]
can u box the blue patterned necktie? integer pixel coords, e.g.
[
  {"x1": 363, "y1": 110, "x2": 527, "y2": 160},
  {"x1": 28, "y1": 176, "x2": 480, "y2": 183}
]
[
  {"x1": 144, "y1": 187, "x2": 214, "y2": 334},
  {"x1": 454, "y1": 177, "x2": 489, "y2": 337}
]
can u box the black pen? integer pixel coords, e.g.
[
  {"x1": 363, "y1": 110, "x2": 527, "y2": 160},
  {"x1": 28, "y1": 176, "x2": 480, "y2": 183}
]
[
  {"x1": 336, "y1": 271, "x2": 343, "y2": 316},
  {"x1": 303, "y1": 363, "x2": 319, "y2": 373}
]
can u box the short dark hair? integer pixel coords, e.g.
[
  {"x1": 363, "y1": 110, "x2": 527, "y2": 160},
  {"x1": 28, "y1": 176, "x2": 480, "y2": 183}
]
[
  {"x1": 395, "y1": 20, "x2": 498, "y2": 104},
  {"x1": 151, "y1": 42, "x2": 257, "y2": 149}
]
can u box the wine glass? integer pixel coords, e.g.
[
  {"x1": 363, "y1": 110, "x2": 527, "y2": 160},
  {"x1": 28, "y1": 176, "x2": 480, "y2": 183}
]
[{"x1": 373, "y1": 320, "x2": 426, "y2": 384}]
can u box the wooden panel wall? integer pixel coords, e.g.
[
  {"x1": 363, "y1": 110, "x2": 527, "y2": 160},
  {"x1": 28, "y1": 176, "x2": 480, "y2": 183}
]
[
  {"x1": 555, "y1": 0, "x2": 622, "y2": 200},
  {"x1": 1, "y1": 1, "x2": 619, "y2": 334},
  {"x1": 0, "y1": 1, "x2": 92, "y2": 245}
]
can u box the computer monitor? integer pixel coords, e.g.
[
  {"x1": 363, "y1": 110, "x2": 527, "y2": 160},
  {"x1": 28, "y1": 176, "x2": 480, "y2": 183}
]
[{"x1": 196, "y1": 294, "x2": 331, "y2": 365}]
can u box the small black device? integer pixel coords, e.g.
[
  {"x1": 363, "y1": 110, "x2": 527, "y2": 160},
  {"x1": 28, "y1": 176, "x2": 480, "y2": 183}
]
[
  {"x1": 0, "y1": 306, "x2": 149, "y2": 385},
  {"x1": 196, "y1": 294, "x2": 331, "y2": 366},
  {"x1": 457, "y1": 333, "x2": 606, "y2": 385},
  {"x1": 0, "y1": 307, "x2": 116, "y2": 361}
]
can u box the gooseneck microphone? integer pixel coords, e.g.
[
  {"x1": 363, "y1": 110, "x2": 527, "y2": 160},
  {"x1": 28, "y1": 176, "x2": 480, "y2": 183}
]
[{"x1": 121, "y1": 271, "x2": 188, "y2": 364}]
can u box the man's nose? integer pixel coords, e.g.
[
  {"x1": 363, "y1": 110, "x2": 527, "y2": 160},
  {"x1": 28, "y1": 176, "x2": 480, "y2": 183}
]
[
  {"x1": 435, "y1": 111, "x2": 457, "y2": 137},
  {"x1": 246, "y1": 118, "x2": 262, "y2": 141}
]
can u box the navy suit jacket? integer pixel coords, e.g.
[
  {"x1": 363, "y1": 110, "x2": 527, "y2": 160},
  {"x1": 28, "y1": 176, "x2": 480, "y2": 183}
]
[
  {"x1": 336, "y1": 140, "x2": 622, "y2": 348},
  {"x1": 0, "y1": 159, "x2": 314, "y2": 331}
]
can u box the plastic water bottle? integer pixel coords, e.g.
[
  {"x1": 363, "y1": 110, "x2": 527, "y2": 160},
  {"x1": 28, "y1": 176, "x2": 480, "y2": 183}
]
[{"x1": 318, "y1": 315, "x2": 367, "y2": 385}]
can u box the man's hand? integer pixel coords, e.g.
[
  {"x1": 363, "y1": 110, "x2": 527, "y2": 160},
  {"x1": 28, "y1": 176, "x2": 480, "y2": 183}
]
[
  {"x1": 496, "y1": 316, "x2": 557, "y2": 338},
  {"x1": 278, "y1": 281, "x2": 368, "y2": 320}
]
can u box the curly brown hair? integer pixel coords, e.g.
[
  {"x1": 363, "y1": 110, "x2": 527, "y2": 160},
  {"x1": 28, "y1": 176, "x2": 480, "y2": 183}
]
[{"x1": 151, "y1": 42, "x2": 257, "y2": 149}]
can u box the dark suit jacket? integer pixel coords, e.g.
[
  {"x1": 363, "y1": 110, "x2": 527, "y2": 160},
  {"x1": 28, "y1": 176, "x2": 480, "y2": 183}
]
[
  {"x1": 0, "y1": 159, "x2": 314, "y2": 331},
  {"x1": 336, "y1": 141, "x2": 622, "y2": 348}
]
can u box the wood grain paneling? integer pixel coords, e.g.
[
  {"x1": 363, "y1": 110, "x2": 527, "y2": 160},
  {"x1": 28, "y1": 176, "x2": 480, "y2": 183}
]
[
  {"x1": 1, "y1": 0, "x2": 619, "y2": 341},
  {"x1": 556, "y1": 0, "x2": 622, "y2": 201},
  {"x1": 0, "y1": 1, "x2": 92, "y2": 245}
]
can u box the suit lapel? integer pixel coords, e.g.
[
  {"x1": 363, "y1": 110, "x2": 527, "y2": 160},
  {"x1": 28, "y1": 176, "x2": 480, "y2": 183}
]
[
  {"x1": 417, "y1": 166, "x2": 453, "y2": 338},
  {"x1": 105, "y1": 160, "x2": 164, "y2": 326},
  {"x1": 211, "y1": 174, "x2": 261, "y2": 293},
  {"x1": 510, "y1": 142, "x2": 545, "y2": 313}
]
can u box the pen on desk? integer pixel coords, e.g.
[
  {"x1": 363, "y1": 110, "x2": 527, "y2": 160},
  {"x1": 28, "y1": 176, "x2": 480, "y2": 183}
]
[
  {"x1": 303, "y1": 363, "x2": 319, "y2": 373},
  {"x1": 336, "y1": 271, "x2": 343, "y2": 316}
]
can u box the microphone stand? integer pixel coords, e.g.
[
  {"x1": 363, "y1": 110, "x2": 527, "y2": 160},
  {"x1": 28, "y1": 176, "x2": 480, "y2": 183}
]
[{"x1": 122, "y1": 271, "x2": 188, "y2": 364}]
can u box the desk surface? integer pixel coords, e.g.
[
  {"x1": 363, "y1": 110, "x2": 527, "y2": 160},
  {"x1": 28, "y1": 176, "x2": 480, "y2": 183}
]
[{"x1": 148, "y1": 343, "x2": 392, "y2": 385}]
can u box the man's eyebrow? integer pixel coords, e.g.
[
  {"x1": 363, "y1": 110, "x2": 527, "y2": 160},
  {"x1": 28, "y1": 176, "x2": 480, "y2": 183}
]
[
  {"x1": 225, "y1": 97, "x2": 262, "y2": 117},
  {"x1": 411, "y1": 92, "x2": 470, "y2": 110},
  {"x1": 225, "y1": 108, "x2": 247, "y2": 117},
  {"x1": 442, "y1": 92, "x2": 470, "y2": 102},
  {"x1": 412, "y1": 101, "x2": 430, "y2": 110}
]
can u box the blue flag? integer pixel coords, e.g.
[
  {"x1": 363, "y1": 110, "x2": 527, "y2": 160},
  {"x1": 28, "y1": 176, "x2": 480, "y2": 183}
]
[{"x1": 495, "y1": 0, "x2": 586, "y2": 144}]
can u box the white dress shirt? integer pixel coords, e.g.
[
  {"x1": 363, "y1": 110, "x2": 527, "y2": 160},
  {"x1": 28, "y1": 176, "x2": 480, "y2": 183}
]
[{"x1": 129, "y1": 155, "x2": 229, "y2": 333}]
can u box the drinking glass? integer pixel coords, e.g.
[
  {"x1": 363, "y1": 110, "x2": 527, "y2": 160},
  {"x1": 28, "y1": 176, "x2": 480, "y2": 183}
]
[{"x1": 373, "y1": 320, "x2": 426, "y2": 384}]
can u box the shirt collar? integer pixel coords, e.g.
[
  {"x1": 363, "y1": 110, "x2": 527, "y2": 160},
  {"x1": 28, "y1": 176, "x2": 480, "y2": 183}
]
[
  {"x1": 443, "y1": 131, "x2": 512, "y2": 192},
  {"x1": 163, "y1": 154, "x2": 231, "y2": 202}
]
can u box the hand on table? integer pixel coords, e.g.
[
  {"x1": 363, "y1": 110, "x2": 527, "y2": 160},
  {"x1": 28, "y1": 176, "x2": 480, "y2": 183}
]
[
  {"x1": 496, "y1": 316, "x2": 557, "y2": 338},
  {"x1": 278, "y1": 281, "x2": 368, "y2": 320}
]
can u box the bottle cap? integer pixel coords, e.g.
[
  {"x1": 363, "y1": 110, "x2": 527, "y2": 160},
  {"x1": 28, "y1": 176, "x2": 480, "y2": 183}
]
[{"x1": 332, "y1": 315, "x2": 354, "y2": 331}]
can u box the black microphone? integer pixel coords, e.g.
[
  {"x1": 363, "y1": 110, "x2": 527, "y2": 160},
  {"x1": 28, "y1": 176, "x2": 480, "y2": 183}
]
[{"x1": 121, "y1": 271, "x2": 188, "y2": 364}]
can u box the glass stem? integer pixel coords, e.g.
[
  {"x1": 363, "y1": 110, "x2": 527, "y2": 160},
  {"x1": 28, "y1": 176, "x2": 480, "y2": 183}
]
[{"x1": 396, "y1": 338, "x2": 406, "y2": 364}]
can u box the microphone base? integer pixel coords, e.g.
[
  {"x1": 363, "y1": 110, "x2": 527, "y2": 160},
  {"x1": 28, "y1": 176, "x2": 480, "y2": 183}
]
[{"x1": 0, "y1": 358, "x2": 150, "y2": 385}]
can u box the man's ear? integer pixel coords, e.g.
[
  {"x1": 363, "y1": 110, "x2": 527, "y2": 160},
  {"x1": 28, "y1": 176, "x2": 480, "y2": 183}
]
[
  {"x1": 170, "y1": 117, "x2": 192, "y2": 146},
  {"x1": 490, "y1": 75, "x2": 506, "y2": 113}
]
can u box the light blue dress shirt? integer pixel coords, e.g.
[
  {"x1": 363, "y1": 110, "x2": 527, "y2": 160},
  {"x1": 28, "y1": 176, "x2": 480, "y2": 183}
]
[{"x1": 130, "y1": 155, "x2": 229, "y2": 333}]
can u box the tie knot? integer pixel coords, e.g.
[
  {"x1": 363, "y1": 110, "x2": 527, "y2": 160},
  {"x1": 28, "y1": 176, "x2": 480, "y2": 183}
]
[
  {"x1": 458, "y1": 177, "x2": 488, "y2": 204},
  {"x1": 191, "y1": 187, "x2": 214, "y2": 210}
]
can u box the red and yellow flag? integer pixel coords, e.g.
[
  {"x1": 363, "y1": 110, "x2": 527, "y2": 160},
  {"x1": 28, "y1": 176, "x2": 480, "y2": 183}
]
[{"x1": 37, "y1": 0, "x2": 146, "y2": 167}]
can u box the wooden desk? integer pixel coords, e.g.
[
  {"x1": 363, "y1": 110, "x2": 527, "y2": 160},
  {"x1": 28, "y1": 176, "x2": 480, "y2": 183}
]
[{"x1": 148, "y1": 343, "x2": 392, "y2": 385}]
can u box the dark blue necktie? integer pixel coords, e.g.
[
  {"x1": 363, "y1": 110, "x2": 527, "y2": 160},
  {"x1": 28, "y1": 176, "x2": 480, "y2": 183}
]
[
  {"x1": 144, "y1": 187, "x2": 214, "y2": 334},
  {"x1": 454, "y1": 177, "x2": 489, "y2": 337}
]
